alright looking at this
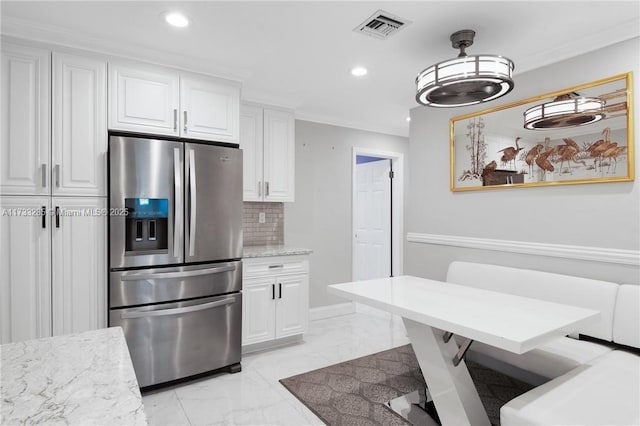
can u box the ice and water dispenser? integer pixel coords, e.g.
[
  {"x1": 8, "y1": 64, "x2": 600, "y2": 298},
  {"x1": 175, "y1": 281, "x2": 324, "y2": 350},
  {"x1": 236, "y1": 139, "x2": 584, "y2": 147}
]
[{"x1": 125, "y1": 198, "x2": 169, "y2": 253}]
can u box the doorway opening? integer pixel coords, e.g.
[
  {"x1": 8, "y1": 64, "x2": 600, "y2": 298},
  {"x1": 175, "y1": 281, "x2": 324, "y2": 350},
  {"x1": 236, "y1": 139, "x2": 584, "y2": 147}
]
[{"x1": 352, "y1": 148, "x2": 404, "y2": 281}]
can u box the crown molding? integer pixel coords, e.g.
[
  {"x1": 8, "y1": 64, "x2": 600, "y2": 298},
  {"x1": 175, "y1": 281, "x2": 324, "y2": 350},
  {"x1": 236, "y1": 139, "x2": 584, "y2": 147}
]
[
  {"x1": 1, "y1": 16, "x2": 250, "y2": 81},
  {"x1": 515, "y1": 18, "x2": 640, "y2": 75},
  {"x1": 407, "y1": 233, "x2": 640, "y2": 267}
]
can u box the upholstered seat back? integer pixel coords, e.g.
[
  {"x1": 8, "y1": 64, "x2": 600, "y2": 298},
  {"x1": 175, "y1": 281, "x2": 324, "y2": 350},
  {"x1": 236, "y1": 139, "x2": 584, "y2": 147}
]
[
  {"x1": 446, "y1": 261, "x2": 619, "y2": 341},
  {"x1": 613, "y1": 284, "x2": 640, "y2": 348}
]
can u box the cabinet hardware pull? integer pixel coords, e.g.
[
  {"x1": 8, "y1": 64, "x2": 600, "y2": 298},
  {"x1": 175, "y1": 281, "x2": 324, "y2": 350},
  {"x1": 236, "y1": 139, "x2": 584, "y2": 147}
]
[
  {"x1": 41, "y1": 206, "x2": 46, "y2": 229},
  {"x1": 272, "y1": 284, "x2": 275, "y2": 300},
  {"x1": 268, "y1": 264, "x2": 283, "y2": 269},
  {"x1": 279, "y1": 283, "x2": 282, "y2": 299},
  {"x1": 173, "y1": 109, "x2": 178, "y2": 131},
  {"x1": 41, "y1": 164, "x2": 47, "y2": 188},
  {"x1": 55, "y1": 206, "x2": 60, "y2": 228},
  {"x1": 55, "y1": 164, "x2": 60, "y2": 188},
  {"x1": 184, "y1": 111, "x2": 188, "y2": 133},
  {"x1": 265, "y1": 181, "x2": 270, "y2": 197}
]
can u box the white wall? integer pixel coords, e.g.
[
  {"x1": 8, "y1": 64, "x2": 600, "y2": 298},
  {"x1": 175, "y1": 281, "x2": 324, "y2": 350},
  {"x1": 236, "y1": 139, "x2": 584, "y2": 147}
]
[
  {"x1": 285, "y1": 120, "x2": 409, "y2": 308},
  {"x1": 405, "y1": 37, "x2": 640, "y2": 284}
]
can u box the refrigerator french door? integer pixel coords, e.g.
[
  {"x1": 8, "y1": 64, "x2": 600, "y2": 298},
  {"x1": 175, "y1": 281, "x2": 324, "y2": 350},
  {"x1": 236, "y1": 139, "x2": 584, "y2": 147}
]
[{"x1": 108, "y1": 135, "x2": 243, "y2": 388}]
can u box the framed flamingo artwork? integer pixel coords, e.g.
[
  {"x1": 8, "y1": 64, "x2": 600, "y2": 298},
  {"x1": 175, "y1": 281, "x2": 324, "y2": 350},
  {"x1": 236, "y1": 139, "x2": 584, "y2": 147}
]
[{"x1": 449, "y1": 72, "x2": 634, "y2": 191}]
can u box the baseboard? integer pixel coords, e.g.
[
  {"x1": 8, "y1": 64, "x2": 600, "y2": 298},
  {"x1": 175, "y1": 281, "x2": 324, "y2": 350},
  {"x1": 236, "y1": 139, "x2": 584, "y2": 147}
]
[
  {"x1": 309, "y1": 302, "x2": 356, "y2": 321},
  {"x1": 407, "y1": 232, "x2": 640, "y2": 266}
]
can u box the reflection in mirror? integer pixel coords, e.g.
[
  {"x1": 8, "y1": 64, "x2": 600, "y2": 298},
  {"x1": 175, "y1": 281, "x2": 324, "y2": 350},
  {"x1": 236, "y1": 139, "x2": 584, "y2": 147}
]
[{"x1": 451, "y1": 73, "x2": 633, "y2": 191}]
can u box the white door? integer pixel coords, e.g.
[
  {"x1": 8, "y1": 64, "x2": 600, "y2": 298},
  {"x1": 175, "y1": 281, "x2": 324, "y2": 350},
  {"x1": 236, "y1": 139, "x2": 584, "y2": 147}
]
[
  {"x1": 242, "y1": 276, "x2": 277, "y2": 345},
  {"x1": 275, "y1": 274, "x2": 308, "y2": 338},
  {"x1": 263, "y1": 108, "x2": 295, "y2": 202},
  {"x1": 181, "y1": 76, "x2": 240, "y2": 142},
  {"x1": 108, "y1": 63, "x2": 179, "y2": 136},
  {"x1": 354, "y1": 159, "x2": 391, "y2": 281},
  {"x1": 51, "y1": 197, "x2": 107, "y2": 335},
  {"x1": 0, "y1": 43, "x2": 50, "y2": 195},
  {"x1": 0, "y1": 196, "x2": 51, "y2": 343},
  {"x1": 239, "y1": 104, "x2": 264, "y2": 201},
  {"x1": 52, "y1": 52, "x2": 107, "y2": 196}
]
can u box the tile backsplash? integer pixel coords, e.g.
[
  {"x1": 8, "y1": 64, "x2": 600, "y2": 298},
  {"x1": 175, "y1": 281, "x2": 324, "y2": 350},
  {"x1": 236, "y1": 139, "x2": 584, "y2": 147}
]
[{"x1": 243, "y1": 202, "x2": 284, "y2": 246}]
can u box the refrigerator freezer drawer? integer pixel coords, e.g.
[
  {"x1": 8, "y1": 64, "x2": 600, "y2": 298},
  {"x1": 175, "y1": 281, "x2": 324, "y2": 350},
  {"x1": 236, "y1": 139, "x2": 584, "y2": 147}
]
[
  {"x1": 110, "y1": 261, "x2": 242, "y2": 308},
  {"x1": 110, "y1": 292, "x2": 242, "y2": 388}
]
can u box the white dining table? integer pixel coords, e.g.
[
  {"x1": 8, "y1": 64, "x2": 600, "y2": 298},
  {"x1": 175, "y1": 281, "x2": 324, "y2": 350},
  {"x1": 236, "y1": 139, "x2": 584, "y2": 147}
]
[{"x1": 328, "y1": 275, "x2": 600, "y2": 426}]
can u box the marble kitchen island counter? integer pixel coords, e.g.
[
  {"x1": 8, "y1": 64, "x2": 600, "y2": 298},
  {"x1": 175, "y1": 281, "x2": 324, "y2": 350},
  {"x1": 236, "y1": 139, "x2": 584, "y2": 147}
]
[{"x1": 1, "y1": 327, "x2": 147, "y2": 425}]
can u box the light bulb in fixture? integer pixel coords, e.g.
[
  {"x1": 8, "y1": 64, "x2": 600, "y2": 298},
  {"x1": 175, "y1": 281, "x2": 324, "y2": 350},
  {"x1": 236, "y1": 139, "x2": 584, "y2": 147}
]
[
  {"x1": 406, "y1": 116, "x2": 411, "y2": 122},
  {"x1": 351, "y1": 67, "x2": 368, "y2": 77},
  {"x1": 165, "y1": 12, "x2": 189, "y2": 28}
]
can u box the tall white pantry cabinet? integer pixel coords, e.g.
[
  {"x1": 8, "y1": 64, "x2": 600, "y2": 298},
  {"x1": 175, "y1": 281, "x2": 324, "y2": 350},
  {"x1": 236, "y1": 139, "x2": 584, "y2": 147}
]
[{"x1": 0, "y1": 41, "x2": 107, "y2": 343}]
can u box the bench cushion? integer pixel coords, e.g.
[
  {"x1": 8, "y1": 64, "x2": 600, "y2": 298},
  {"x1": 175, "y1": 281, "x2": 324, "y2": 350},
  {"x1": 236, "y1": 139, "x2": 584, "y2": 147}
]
[
  {"x1": 466, "y1": 336, "x2": 612, "y2": 380},
  {"x1": 500, "y1": 350, "x2": 640, "y2": 426},
  {"x1": 446, "y1": 261, "x2": 618, "y2": 341},
  {"x1": 613, "y1": 284, "x2": 640, "y2": 347}
]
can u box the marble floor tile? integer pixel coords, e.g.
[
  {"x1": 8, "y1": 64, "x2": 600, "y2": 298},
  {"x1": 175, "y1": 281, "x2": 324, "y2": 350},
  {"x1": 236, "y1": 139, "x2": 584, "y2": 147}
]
[{"x1": 142, "y1": 306, "x2": 408, "y2": 426}]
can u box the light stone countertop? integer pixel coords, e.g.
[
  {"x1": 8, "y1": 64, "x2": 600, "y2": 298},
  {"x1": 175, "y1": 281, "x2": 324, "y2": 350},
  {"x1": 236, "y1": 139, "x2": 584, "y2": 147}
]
[
  {"x1": 1, "y1": 327, "x2": 147, "y2": 425},
  {"x1": 243, "y1": 245, "x2": 313, "y2": 258}
]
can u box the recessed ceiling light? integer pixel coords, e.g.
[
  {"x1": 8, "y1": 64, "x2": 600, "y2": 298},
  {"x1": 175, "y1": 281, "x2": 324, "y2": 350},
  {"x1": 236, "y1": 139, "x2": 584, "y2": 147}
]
[
  {"x1": 406, "y1": 116, "x2": 411, "y2": 122},
  {"x1": 165, "y1": 12, "x2": 189, "y2": 28},
  {"x1": 350, "y1": 67, "x2": 368, "y2": 77}
]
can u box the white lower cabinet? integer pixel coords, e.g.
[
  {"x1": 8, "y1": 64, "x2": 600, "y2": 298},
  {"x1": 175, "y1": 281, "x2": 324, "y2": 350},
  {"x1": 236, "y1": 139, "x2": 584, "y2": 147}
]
[
  {"x1": 51, "y1": 197, "x2": 107, "y2": 335},
  {"x1": 242, "y1": 255, "x2": 309, "y2": 347},
  {"x1": 0, "y1": 197, "x2": 51, "y2": 343},
  {"x1": 0, "y1": 196, "x2": 107, "y2": 344}
]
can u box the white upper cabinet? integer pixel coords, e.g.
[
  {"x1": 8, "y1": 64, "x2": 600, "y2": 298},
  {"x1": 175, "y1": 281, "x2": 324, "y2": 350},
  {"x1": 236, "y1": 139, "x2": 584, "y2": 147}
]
[
  {"x1": 53, "y1": 52, "x2": 107, "y2": 196},
  {"x1": 108, "y1": 62, "x2": 180, "y2": 136},
  {"x1": 239, "y1": 103, "x2": 295, "y2": 202},
  {"x1": 181, "y1": 76, "x2": 240, "y2": 142},
  {"x1": 108, "y1": 61, "x2": 240, "y2": 143},
  {"x1": 0, "y1": 43, "x2": 50, "y2": 195},
  {"x1": 263, "y1": 108, "x2": 295, "y2": 202},
  {"x1": 239, "y1": 104, "x2": 264, "y2": 201},
  {"x1": 1, "y1": 43, "x2": 107, "y2": 197}
]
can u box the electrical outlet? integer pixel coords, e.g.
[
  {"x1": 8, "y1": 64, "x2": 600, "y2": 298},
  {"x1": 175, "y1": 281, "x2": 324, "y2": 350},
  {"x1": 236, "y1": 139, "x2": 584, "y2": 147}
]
[{"x1": 258, "y1": 212, "x2": 266, "y2": 224}]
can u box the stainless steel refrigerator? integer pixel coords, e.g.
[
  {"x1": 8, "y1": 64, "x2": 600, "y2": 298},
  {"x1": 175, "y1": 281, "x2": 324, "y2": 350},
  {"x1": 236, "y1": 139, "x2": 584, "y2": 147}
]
[{"x1": 108, "y1": 135, "x2": 243, "y2": 388}]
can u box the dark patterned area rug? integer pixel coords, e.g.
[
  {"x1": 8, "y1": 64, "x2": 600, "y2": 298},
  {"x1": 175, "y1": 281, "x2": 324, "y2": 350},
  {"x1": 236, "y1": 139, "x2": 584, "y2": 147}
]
[{"x1": 279, "y1": 344, "x2": 534, "y2": 426}]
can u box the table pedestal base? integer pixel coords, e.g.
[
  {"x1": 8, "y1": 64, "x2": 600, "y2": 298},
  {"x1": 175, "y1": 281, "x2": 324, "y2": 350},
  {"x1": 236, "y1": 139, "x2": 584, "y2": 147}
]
[{"x1": 403, "y1": 318, "x2": 491, "y2": 426}]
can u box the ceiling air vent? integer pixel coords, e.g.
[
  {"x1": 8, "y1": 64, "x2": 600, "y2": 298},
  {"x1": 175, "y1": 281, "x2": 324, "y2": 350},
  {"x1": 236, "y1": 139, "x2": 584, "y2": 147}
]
[{"x1": 354, "y1": 10, "x2": 411, "y2": 40}]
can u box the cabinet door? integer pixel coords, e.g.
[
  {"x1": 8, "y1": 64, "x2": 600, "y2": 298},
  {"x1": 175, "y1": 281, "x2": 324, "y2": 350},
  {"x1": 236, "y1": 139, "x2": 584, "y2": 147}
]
[
  {"x1": 51, "y1": 197, "x2": 107, "y2": 335},
  {"x1": 108, "y1": 63, "x2": 179, "y2": 136},
  {"x1": 239, "y1": 104, "x2": 264, "y2": 201},
  {"x1": 242, "y1": 276, "x2": 276, "y2": 345},
  {"x1": 275, "y1": 273, "x2": 308, "y2": 338},
  {"x1": 263, "y1": 108, "x2": 295, "y2": 202},
  {"x1": 53, "y1": 52, "x2": 107, "y2": 196},
  {"x1": 0, "y1": 43, "x2": 50, "y2": 195},
  {"x1": 180, "y1": 76, "x2": 240, "y2": 142},
  {"x1": 0, "y1": 197, "x2": 51, "y2": 343}
]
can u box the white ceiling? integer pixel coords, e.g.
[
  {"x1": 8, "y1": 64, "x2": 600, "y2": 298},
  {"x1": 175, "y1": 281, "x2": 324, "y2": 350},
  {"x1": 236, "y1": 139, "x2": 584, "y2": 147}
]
[{"x1": 2, "y1": 1, "x2": 639, "y2": 137}]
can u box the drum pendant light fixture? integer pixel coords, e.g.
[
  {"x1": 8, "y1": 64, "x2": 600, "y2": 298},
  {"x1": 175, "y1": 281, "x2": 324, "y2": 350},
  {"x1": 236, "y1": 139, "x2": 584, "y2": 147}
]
[{"x1": 415, "y1": 29, "x2": 515, "y2": 107}]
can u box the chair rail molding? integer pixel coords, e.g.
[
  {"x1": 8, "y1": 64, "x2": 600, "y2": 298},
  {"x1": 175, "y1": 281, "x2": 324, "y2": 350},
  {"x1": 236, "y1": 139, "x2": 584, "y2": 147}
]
[{"x1": 406, "y1": 233, "x2": 640, "y2": 267}]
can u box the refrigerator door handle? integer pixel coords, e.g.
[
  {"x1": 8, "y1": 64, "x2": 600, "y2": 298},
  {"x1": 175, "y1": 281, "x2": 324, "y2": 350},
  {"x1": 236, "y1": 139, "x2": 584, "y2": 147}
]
[
  {"x1": 120, "y1": 297, "x2": 236, "y2": 319},
  {"x1": 188, "y1": 149, "x2": 197, "y2": 257},
  {"x1": 120, "y1": 265, "x2": 236, "y2": 281},
  {"x1": 173, "y1": 147, "x2": 182, "y2": 258}
]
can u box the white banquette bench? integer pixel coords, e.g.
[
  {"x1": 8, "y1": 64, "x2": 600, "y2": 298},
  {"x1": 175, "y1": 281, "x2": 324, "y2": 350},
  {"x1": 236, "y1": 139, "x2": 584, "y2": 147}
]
[{"x1": 446, "y1": 261, "x2": 640, "y2": 426}]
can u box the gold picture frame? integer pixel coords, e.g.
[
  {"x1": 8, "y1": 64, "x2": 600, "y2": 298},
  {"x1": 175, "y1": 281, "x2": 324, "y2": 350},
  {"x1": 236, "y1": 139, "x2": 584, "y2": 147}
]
[{"x1": 450, "y1": 72, "x2": 634, "y2": 191}]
